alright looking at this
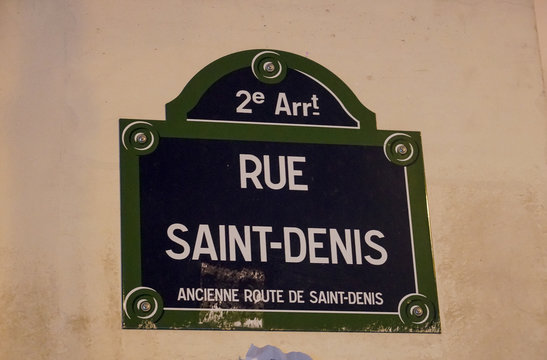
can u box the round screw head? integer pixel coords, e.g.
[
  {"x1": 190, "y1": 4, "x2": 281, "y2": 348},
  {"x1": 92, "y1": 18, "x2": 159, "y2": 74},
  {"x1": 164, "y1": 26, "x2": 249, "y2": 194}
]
[
  {"x1": 395, "y1": 143, "x2": 408, "y2": 155},
  {"x1": 412, "y1": 305, "x2": 424, "y2": 317},
  {"x1": 140, "y1": 300, "x2": 152, "y2": 312},
  {"x1": 134, "y1": 132, "x2": 148, "y2": 144},
  {"x1": 263, "y1": 61, "x2": 275, "y2": 73}
]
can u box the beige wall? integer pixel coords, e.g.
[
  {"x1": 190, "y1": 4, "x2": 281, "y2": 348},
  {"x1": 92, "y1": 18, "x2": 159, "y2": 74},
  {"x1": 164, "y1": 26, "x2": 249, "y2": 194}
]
[
  {"x1": 537, "y1": 0, "x2": 547, "y2": 87},
  {"x1": 1, "y1": 0, "x2": 546, "y2": 358}
]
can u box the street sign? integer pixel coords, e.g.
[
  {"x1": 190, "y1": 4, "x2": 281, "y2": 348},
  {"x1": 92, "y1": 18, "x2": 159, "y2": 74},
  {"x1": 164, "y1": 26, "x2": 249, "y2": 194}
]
[{"x1": 120, "y1": 50, "x2": 440, "y2": 332}]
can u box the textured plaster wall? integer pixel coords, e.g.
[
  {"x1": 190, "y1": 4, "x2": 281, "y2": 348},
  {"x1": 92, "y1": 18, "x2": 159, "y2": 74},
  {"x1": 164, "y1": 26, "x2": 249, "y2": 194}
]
[
  {"x1": 1, "y1": 0, "x2": 545, "y2": 359},
  {"x1": 537, "y1": 0, "x2": 547, "y2": 87}
]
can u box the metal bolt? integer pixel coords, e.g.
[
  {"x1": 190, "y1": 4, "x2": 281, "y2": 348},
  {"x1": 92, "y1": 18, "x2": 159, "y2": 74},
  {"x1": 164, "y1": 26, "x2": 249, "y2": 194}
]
[
  {"x1": 263, "y1": 61, "x2": 275, "y2": 73},
  {"x1": 140, "y1": 300, "x2": 152, "y2": 312},
  {"x1": 395, "y1": 143, "x2": 408, "y2": 155},
  {"x1": 134, "y1": 132, "x2": 148, "y2": 144},
  {"x1": 412, "y1": 305, "x2": 424, "y2": 317}
]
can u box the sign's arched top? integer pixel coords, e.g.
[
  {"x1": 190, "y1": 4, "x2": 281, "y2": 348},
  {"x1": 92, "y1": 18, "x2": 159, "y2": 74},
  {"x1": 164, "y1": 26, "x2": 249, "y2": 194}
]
[{"x1": 166, "y1": 49, "x2": 376, "y2": 131}]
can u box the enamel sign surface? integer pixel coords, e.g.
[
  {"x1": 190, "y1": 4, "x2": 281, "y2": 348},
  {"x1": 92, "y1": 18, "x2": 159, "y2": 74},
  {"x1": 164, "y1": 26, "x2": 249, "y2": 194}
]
[{"x1": 120, "y1": 50, "x2": 440, "y2": 332}]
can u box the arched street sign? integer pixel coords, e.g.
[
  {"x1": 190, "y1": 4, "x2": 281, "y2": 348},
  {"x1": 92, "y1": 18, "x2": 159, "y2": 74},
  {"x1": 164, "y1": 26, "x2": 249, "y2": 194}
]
[{"x1": 120, "y1": 50, "x2": 440, "y2": 332}]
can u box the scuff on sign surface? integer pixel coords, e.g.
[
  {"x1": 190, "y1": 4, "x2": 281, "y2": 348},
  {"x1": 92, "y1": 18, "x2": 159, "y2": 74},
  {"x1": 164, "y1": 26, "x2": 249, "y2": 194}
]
[{"x1": 119, "y1": 49, "x2": 440, "y2": 332}]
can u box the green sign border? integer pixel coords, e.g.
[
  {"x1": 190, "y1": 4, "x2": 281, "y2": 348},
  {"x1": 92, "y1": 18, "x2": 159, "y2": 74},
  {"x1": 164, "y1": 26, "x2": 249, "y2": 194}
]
[{"x1": 120, "y1": 49, "x2": 440, "y2": 332}]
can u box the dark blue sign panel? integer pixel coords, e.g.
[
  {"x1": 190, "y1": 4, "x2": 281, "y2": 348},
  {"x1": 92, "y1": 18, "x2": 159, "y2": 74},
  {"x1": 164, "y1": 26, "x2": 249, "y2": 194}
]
[
  {"x1": 187, "y1": 68, "x2": 359, "y2": 128},
  {"x1": 120, "y1": 49, "x2": 440, "y2": 332},
  {"x1": 140, "y1": 138, "x2": 416, "y2": 313}
]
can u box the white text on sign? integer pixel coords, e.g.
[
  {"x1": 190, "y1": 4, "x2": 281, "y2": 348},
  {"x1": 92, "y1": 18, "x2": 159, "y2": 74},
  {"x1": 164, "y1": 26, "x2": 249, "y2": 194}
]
[
  {"x1": 235, "y1": 90, "x2": 320, "y2": 117},
  {"x1": 239, "y1": 154, "x2": 308, "y2": 191},
  {"x1": 165, "y1": 223, "x2": 388, "y2": 266}
]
